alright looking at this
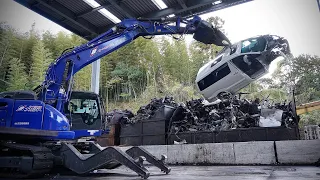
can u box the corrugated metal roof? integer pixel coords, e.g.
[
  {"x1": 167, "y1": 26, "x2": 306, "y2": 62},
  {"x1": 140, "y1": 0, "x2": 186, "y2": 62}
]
[
  {"x1": 35, "y1": 3, "x2": 65, "y2": 21},
  {"x1": 180, "y1": 4, "x2": 213, "y2": 17},
  {"x1": 14, "y1": 0, "x2": 253, "y2": 40},
  {"x1": 95, "y1": 0, "x2": 109, "y2": 5},
  {"x1": 63, "y1": 19, "x2": 88, "y2": 35},
  {"x1": 163, "y1": 0, "x2": 178, "y2": 7},
  {"x1": 56, "y1": 0, "x2": 92, "y2": 14},
  {"x1": 82, "y1": 10, "x2": 113, "y2": 27},
  {"x1": 123, "y1": 0, "x2": 159, "y2": 16},
  {"x1": 105, "y1": 5, "x2": 127, "y2": 20}
]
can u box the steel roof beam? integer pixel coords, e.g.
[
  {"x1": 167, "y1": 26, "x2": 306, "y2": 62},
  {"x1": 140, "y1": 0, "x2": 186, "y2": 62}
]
[
  {"x1": 144, "y1": 0, "x2": 252, "y2": 18},
  {"x1": 106, "y1": 0, "x2": 135, "y2": 18},
  {"x1": 34, "y1": 0, "x2": 97, "y2": 36},
  {"x1": 77, "y1": 5, "x2": 109, "y2": 18},
  {"x1": 15, "y1": 0, "x2": 92, "y2": 39},
  {"x1": 177, "y1": 0, "x2": 187, "y2": 9},
  {"x1": 188, "y1": 0, "x2": 253, "y2": 17},
  {"x1": 144, "y1": 0, "x2": 218, "y2": 18},
  {"x1": 77, "y1": 0, "x2": 127, "y2": 18}
]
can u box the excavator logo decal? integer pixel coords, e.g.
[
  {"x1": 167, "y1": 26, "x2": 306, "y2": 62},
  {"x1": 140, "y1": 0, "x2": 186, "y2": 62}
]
[
  {"x1": 16, "y1": 105, "x2": 42, "y2": 112},
  {"x1": 90, "y1": 47, "x2": 98, "y2": 57},
  {"x1": 87, "y1": 130, "x2": 99, "y2": 135},
  {"x1": 90, "y1": 37, "x2": 128, "y2": 57}
]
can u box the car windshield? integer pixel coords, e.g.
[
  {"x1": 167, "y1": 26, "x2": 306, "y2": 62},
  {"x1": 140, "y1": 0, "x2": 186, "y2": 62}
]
[{"x1": 241, "y1": 37, "x2": 267, "y2": 53}]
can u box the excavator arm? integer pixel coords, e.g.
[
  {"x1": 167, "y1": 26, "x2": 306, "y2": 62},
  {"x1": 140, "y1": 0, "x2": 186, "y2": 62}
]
[{"x1": 36, "y1": 16, "x2": 230, "y2": 112}]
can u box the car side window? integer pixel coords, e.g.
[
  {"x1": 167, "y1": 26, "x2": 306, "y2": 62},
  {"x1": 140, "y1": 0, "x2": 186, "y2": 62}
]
[
  {"x1": 198, "y1": 63, "x2": 231, "y2": 91},
  {"x1": 232, "y1": 55, "x2": 265, "y2": 79}
]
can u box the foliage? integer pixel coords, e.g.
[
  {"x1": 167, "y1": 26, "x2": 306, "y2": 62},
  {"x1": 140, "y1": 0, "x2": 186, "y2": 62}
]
[
  {"x1": 271, "y1": 54, "x2": 320, "y2": 126},
  {"x1": 6, "y1": 58, "x2": 28, "y2": 91},
  {"x1": 29, "y1": 40, "x2": 53, "y2": 89},
  {"x1": 272, "y1": 54, "x2": 320, "y2": 98},
  {"x1": 299, "y1": 110, "x2": 320, "y2": 127}
]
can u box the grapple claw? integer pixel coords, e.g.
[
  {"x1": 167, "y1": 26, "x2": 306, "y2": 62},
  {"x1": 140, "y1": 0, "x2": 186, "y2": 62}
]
[{"x1": 160, "y1": 154, "x2": 167, "y2": 162}]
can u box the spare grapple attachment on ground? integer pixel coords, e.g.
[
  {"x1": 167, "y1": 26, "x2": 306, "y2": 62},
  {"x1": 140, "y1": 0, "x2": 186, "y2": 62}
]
[
  {"x1": 0, "y1": 139, "x2": 170, "y2": 179},
  {"x1": 56, "y1": 142, "x2": 170, "y2": 179}
]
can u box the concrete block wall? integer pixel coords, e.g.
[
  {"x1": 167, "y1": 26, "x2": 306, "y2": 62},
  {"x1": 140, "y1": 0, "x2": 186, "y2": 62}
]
[
  {"x1": 276, "y1": 140, "x2": 320, "y2": 164},
  {"x1": 234, "y1": 141, "x2": 276, "y2": 164},
  {"x1": 118, "y1": 140, "x2": 320, "y2": 165},
  {"x1": 167, "y1": 143, "x2": 235, "y2": 164}
]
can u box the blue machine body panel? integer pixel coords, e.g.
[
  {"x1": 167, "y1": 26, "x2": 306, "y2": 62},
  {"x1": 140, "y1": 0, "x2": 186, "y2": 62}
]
[
  {"x1": 0, "y1": 98, "x2": 75, "y2": 140},
  {"x1": 0, "y1": 98, "x2": 14, "y2": 127},
  {"x1": 12, "y1": 100, "x2": 44, "y2": 129},
  {"x1": 42, "y1": 104, "x2": 70, "y2": 131},
  {"x1": 73, "y1": 129, "x2": 102, "y2": 139}
]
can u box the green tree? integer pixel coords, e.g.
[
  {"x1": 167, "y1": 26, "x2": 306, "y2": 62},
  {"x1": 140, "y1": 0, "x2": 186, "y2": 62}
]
[
  {"x1": 0, "y1": 24, "x2": 28, "y2": 91},
  {"x1": 272, "y1": 54, "x2": 320, "y2": 104},
  {"x1": 42, "y1": 31, "x2": 57, "y2": 57},
  {"x1": 73, "y1": 66, "x2": 92, "y2": 91},
  {"x1": 257, "y1": 78, "x2": 280, "y2": 89},
  {"x1": 6, "y1": 58, "x2": 28, "y2": 91},
  {"x1": 161, "y1": 38, "x2": 181, "y2": 82},
  {"x1": 66, "y1": 33, "x2": 91, "y2": 91},
  {"x1": 0, "y1": 24, "x2": 15, "y2": 91},
  {"x1": 21, "y1": 23, "x2": 39, "y2": 71},
  {"x1": 273, "y1": 55, "x2": 320, "y2": 91},
  {"x1": 29, "y1": 40, "x2": 53, "y2": 89}
]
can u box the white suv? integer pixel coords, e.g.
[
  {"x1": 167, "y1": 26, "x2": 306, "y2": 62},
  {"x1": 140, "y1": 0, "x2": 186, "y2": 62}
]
[{"x1": 196, "y1": 35, "x2": 290, "y2": 102}]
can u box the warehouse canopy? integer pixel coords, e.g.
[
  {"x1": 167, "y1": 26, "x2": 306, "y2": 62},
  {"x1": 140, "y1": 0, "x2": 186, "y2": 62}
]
[{"x1": 15, "y1": 0, "x2": 252, "y2": 40}]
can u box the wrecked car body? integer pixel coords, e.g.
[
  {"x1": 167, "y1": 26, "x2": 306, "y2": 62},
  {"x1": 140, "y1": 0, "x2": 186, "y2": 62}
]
[{"x1": 196, "y1": 35, "x2": 290, "y2": 102}]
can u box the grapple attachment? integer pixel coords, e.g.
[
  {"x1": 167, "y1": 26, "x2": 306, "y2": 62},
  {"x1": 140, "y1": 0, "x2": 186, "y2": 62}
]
[{"x1": 58, "y1": 142, "x2": 170, "y2": 179}]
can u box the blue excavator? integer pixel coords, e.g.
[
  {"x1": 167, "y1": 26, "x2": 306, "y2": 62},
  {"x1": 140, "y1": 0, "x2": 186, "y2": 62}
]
[{"x1": 0, "y1": 15, "x2": 231, "y2": 178}]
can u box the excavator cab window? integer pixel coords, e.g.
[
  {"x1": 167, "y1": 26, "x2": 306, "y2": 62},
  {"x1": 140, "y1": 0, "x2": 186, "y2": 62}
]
[{"x1": 64, "y1": 92, "x2": 102, "y2": 130}]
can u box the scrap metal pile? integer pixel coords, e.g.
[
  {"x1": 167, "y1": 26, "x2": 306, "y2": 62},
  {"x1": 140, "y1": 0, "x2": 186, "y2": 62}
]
[
  {"x1": 107, "y1": 94, "x2": 297, "y2": 133},
  {"x1": 169, "y1": 94, "x2": 297, "y2": 134},
  {"x1": 132, "y1": 97, "x2": 178, "y2": 122},
  {"x1": 106, "y1": 96, "x2": 178, "y2": 125}
]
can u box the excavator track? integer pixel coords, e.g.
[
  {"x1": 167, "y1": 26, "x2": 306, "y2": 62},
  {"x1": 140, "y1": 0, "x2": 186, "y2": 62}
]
[{"x1": 0, "y1": 142, "x2": 54, "y2": 179}]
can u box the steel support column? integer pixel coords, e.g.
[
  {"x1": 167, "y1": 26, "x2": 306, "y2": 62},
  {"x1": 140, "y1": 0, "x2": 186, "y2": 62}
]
[{"x1": 91, "y1": 59, "x2": 100, "y2": 94}]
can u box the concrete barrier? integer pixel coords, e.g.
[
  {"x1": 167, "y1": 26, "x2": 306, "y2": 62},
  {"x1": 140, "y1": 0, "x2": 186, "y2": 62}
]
[
  {"x1": 234, "y1": 141, "x2": 276, "y2": 164},
  {"x1": 276, "y1": 140, "x2": 320, "y2": 164},
  {"x1": 167, "y1": 143, "x2": 235, "y2": 164},
  {"x1": 115, "y1": 140, "x2": 319, "y2": 165},
  {"x1": 141, "y1": 145, "x2": 168, "y2": 160}
]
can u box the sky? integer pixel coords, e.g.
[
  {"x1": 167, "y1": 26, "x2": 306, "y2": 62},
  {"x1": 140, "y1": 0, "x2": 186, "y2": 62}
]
[
  {"x1": 0, "y1": 0, "x2": 319, "y2": 77},
  {"x1": 0, "y1": 0, "x2": 71, "y2": 35},
  {"x1": 199, "y1": 0, "x2": 320, "y2": 57}
]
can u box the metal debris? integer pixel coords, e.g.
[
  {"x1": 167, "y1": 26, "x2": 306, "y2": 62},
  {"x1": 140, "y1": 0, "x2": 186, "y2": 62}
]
[
  {"x1": 130, "y1": 96, "x2": 178, "y2": 123},
  {"x1": 106, "y1": 109, "x2": 134, "y2": 125},
  {"x1": 108, "y1": 95, "x2": 297, "y2": 134}
]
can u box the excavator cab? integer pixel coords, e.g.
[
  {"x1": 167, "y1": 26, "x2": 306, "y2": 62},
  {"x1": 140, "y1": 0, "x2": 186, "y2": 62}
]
[{"x1": 64, "y1": 91, "x2": 107, "y2": 138}]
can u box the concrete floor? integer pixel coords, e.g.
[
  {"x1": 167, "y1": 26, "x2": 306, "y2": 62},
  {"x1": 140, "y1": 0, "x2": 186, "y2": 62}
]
[{"x1": 41, "y1": 166, "x2": 320, "y2": 180}]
